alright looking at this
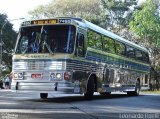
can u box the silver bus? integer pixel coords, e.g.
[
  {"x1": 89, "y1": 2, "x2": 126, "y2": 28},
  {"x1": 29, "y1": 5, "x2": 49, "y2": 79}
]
[{"x1": 11, "y1": 17, "x2": 150, "y2": 99}]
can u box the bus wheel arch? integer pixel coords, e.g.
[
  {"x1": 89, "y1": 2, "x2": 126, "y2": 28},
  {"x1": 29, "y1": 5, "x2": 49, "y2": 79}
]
[
  {"x1": 127, "y1": 78, "x2": 140, "y2": 96},
  {"x1": 84, "y1": 74, "x2": 97, "y2": 100}
]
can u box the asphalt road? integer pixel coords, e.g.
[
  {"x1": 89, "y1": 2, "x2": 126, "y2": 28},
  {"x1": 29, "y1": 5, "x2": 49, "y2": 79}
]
[{"x1": 0, "y1": 90, "x2": 160, "y2": 119}]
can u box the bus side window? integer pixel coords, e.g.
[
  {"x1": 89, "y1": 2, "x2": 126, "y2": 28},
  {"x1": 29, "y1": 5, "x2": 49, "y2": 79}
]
[
  {"x1": 103, "y1": 36, "x2": 115, "y2": 53},
  {"x1": 135, "y1": 50, "x2": 143, "y2": 61},
  {"x1": 126, "y1": 46, "x2": 135, "y2": 59},
  {"x1": 88, "y1": 30, "x2": 102, "y2": 50},
  {"x1": 76, "y1": 33, "x2": 85, "y2": 57},
  {"x1": 142, "y1": 52, "x2": 149, "y2": 63},
  {"x1": 115, "y1": 41, "x2": 126, "y2": 56}
]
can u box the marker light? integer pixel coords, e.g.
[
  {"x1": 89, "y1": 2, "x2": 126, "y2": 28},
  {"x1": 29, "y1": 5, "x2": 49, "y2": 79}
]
[
  {"x1": 14, "y1": 72, "x2": 24, "y2": 79},
  {"x1": 64, "y1": 72, "x2": 71, "y2": 80}
]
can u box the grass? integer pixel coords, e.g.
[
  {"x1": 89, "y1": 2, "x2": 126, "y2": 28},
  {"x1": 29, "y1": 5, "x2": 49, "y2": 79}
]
[{"x1": 141, "y1": 90, "x2": 160, "y2": 94}]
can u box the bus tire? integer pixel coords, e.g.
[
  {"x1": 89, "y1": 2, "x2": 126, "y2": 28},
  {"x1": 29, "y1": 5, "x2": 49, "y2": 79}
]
[
  {"x1": 84, "y1": 76, "x2": 94, "y2": 100},
  {"x1": 40, "y1": 93, "x2": 48, "y2": 99},
  {"x1": 127, "y1": 80, "x2": 140, "y2": 96}
]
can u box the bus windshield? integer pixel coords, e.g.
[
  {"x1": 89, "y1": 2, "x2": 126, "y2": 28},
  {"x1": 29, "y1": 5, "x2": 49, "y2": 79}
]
[{"x1": 15, "y1": 25, "x2": 76, "y2": 54}]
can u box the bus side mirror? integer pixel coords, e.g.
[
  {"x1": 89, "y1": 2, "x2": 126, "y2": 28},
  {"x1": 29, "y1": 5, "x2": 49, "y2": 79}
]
[{"x1": 11, "y1": 49, "x2": 15, "y2": 56}]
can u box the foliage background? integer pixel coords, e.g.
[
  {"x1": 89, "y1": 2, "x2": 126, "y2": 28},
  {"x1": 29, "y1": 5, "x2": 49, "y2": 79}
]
[{"x1": 0, "y1": 14, "x2": 17, "y2": 77}]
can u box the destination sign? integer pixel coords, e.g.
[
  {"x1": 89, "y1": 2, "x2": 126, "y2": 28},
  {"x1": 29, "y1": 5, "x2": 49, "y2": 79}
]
[
  {"x1": 32, "y1": 19, "x2": 57, "y2": 25},
  {"x1": 21, "y1": 18, "x2": 72, "y2": 26}
]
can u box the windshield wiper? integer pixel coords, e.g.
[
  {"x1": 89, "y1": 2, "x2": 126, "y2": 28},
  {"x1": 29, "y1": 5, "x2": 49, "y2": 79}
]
[
  {"x1": 40, "y1": 26, "x2": 54, "y2": 54},
  {"x1": 42, "y1": 39, "x2": 54, "y2": 54}
]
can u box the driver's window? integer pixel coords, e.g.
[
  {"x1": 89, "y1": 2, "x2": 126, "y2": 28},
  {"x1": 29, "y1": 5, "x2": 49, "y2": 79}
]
[
  {"x1": 19, "y1": 36, "x2": 29, "y2": 53},
  {"x1": 76, "y1": 33, "x2": 85, "y2": 57}
]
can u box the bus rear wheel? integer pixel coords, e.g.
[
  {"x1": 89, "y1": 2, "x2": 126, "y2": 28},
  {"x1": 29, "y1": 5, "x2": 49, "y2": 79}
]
[
  {"x1": 40, "y1": 93, "x2": 48, "y2": 99},
  {"x1": 127, "y1": 80, "x2": 140, "y2": 96},
  {"x1": 84, "y1": 76, "x2": 94, "y2": 100}
]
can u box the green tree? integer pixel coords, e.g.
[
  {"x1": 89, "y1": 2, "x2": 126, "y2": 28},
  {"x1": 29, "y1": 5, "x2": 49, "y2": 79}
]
[
  {"x1": 28, "y1": 0, "x2": 106, "y2": 25},
  {"x1": 100, "y1": 0, "x2": 140, "y2": 45},
  {"x1": 129, "y1": 0, "x2": 160, "y2": 68},
  {"x1": 0, "y1": 14, "x2": 17, "y2": 76},
  {"x1": 101, "y1": 0, "x2": 137, "y2": 32}
]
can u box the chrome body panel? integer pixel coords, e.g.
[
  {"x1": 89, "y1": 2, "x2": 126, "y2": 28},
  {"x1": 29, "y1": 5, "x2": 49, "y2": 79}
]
[
  {"x1": 12, "y1": 56, "x2": 150, "y2": 94},
  {"x1": 12, "y1": 55, "x2": 83, "y2": 94},
  {"x1": 11, "y1": 81, "x2": 76, "y2": 94}
]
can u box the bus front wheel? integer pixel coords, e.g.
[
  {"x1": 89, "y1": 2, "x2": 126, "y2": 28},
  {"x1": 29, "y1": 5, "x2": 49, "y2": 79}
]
[
  {"x1": 40, "y1": 93, "x2": 48, "y2": 99},
  {"x1": 84, "y1": 76, "x2": 94, "y2": 100}
]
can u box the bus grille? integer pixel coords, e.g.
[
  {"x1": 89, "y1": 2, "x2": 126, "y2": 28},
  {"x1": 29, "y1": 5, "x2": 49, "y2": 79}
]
[
  {"x1": 13, "y1": 60, "x2": 65, "y2": 70},
  {"x1": 28, "y1": 61, "x2": 45, "y2": 70}
]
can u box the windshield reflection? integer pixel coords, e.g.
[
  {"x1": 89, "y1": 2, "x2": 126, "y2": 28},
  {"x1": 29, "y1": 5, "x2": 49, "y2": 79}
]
[{"x1": 16, "y1": 25, "x2": 76, "y2": 54}]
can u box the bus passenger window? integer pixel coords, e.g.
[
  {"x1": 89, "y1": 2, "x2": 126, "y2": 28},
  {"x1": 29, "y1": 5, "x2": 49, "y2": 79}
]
[
  {"x1": 115, "y1": 41, "x2": 126, "y2": 56},
  {"x1": 103, "y1": 36, "x2": 115, "y2": 53},
  {"x1": 135, "y1": 50, "x2": 143, "y2": 61},
  {"x1": 94, "y1": 33, "x2": 102, "y2": 50},
  {"x1": 126, "y1": 46, "x2": 135, "y2": 59},
  {"x1": 88, "y1": 30, "x2": 102, "y2": 50},
  {"x1": 88, "y1": 30, "x2": 94, "y2": 47},
  {"x1": 142, "y1": 52, "x2": 149, "y2": 63}
]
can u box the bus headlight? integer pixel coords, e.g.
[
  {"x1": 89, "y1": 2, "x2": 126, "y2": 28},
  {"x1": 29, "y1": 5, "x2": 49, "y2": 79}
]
[
  {"x1": 50, "y1": 73, "x2": 56, "y2": 79},
  {"x1": 14, "y1": 72, "x2": 24, "y2": 79},
  {"x1": 56, "y1": 73, "x2": 62, "y2": 79},
  {"x1": 14, "y1": 73, "x2": 18, "y2": 79}
]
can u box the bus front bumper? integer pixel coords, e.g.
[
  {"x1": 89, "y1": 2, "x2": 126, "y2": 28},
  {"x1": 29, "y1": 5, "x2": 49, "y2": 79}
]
[{"x1": 11, "y1": 81, "x2": 81, "y2": 94}]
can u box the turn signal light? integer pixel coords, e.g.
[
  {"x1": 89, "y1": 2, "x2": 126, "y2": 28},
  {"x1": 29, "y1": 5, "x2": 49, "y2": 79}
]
[{"x1": 64, "y1": 72, "x2": 71, "y2": 80}]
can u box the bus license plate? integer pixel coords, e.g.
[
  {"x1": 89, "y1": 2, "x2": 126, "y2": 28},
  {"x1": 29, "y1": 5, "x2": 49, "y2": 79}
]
[{"x1": 31, "y1": 74, "x2": 42, "y2": 78}]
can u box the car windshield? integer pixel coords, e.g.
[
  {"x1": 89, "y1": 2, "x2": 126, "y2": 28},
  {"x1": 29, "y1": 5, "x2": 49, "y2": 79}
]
[{"x1": 15, "y1": 25, "x2": 76, "y2": 54}]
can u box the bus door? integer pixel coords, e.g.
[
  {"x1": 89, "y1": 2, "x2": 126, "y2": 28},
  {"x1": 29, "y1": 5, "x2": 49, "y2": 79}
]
[
  {"x1": 72, "y1": 32, "x2": 87, "y2": 88},
  {"x1": 75, "y1": 33, "x2": 85, "y2": 57}
]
